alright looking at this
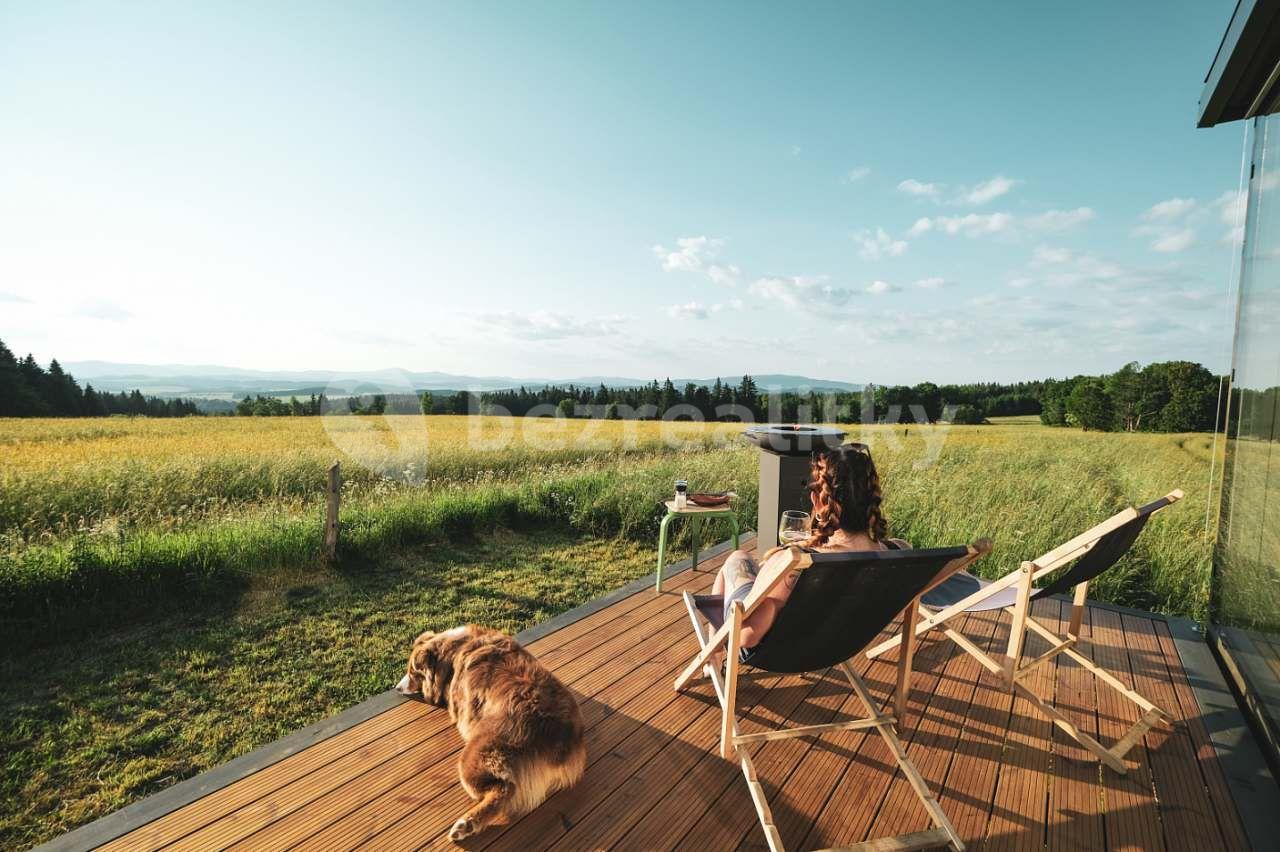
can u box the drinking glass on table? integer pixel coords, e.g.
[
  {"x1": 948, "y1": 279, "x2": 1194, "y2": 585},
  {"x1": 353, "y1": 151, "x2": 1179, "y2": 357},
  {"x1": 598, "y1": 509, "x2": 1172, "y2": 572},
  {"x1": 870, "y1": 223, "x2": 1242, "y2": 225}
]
[{"x1": 778, "y1": 510, "x2": 810, "y2": 545}]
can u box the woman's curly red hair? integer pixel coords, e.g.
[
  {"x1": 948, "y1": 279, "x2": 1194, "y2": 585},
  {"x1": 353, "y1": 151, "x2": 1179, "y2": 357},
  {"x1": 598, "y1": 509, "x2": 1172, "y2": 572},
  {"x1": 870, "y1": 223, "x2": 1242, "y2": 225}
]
[{"x1": 806, "y1": 443, "x2": 887, "y2": 546}]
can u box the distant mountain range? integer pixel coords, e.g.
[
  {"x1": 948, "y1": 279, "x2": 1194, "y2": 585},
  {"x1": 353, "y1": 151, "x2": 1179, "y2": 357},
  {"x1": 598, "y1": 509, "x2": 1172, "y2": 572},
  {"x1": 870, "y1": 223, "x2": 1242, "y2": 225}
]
[{"x1": 63, "y1": 361, "x2": 862, "y2": 398}]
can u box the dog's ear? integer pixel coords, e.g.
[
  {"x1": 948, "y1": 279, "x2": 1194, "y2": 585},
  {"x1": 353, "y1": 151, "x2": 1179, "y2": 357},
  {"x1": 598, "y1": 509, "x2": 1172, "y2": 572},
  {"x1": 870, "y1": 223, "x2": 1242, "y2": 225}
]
[
  {"x1": 409, "y1": 639, "x2": 456, "y2": 708},
  {"x1": 398, "y1": 634, "x2": 439, "y2": 699},
  {"x1": 427, "y1": 647, "x2": 454, "y2": 708}
]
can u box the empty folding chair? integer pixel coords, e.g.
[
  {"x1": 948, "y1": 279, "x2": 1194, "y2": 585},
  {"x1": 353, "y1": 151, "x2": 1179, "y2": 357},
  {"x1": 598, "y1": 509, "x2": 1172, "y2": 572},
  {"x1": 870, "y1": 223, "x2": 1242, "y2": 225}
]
[{"x1": 866, "y1": 490, "x2": 1183, "y2": 774}]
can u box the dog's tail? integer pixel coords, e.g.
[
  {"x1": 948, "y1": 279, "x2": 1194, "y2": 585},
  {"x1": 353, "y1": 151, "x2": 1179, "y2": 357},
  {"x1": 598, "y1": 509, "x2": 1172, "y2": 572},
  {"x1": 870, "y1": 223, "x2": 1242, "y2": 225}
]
[{"x1": 511, "y1": 740, "x2": 587, "y2": 817}]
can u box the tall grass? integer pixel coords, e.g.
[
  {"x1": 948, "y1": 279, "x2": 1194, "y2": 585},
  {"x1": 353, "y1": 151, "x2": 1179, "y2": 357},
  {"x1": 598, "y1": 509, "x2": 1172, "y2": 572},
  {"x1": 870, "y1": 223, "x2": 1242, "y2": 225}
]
[
  {"x1": 0, "y1": 416, "x2": 1215, "y2": 640},
  {"x1": 0, "y1": 416, "x2": 746, "y2": 537}
]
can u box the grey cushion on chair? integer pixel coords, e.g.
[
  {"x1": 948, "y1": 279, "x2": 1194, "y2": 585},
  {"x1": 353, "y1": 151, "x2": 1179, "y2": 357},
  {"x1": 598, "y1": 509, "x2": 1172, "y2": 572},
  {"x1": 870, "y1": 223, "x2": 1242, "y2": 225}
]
[{"x1": 921, "y1": 571, "x2": 1021, "y2": 612}]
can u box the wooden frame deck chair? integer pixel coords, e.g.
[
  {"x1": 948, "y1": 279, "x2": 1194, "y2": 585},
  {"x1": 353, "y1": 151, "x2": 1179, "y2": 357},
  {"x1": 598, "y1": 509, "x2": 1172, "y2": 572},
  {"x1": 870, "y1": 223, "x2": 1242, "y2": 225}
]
[
  {"x1": 866, "y1": 489, "x2": 1184, "y2": 775},
  {"x1": 674, "y1": 540, "x2": 991, "y2": 852}
]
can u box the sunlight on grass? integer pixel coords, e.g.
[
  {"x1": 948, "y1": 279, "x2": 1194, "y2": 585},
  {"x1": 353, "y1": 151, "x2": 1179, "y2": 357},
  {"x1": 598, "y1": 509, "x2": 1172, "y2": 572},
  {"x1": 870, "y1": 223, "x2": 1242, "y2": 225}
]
[
  {"x1": 0, "y1": 415, "x2": 1220, "y2": 846},
  {"x1": 0, "y1": 528, "x2": 659, "y2": 848}
]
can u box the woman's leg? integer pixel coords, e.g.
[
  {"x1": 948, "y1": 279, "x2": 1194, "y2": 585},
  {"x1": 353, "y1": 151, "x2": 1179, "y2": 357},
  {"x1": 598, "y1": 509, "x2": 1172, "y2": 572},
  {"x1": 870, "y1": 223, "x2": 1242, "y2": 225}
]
[
  {"x1": 718, "y1": 550, "x2": 759, "y2": 595},
  {"x1": 714, "y1": 553, "x2": 749, "y2": 596},
  {"x1": 709, "y1": 550, "x2": 758, "y2": 673}
]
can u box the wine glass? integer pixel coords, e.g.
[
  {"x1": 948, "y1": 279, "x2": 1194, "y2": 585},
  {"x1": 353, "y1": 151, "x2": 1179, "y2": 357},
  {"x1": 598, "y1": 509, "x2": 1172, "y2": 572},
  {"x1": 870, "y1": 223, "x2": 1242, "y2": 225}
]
[{"x1": 778, "y1": 510, "x2": 810, "y2": 545}]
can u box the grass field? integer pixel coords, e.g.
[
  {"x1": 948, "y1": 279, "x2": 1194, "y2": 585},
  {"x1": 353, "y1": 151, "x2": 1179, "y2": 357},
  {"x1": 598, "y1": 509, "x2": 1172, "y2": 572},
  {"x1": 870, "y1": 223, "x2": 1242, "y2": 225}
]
[
  {"x1": 0, "y1": 414, "x2": 1217, "y2": 637},
  {"x1": 0, "y1": 529, "x2": 662, "y2": 848},
  {"x1": 0, "y1": 413, "x2": 1220, "y2": 846}
]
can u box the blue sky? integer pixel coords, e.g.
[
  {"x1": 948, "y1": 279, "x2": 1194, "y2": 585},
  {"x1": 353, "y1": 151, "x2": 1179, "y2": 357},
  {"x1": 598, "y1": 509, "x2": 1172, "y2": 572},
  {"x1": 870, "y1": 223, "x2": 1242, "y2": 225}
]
[{"x1": 0, "y1": 1, "x2": 1250, "y2": 384}]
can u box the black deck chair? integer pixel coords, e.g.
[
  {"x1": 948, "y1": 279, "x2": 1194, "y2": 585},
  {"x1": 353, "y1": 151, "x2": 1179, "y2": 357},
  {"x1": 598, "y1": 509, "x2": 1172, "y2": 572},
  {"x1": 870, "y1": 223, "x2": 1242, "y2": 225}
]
[
  {"x1": 866, "y1": 489, "x2": 1183, "y2": 775},
  {"x1": 674, "y1": 540, "x2": 991, "y2": 852}
]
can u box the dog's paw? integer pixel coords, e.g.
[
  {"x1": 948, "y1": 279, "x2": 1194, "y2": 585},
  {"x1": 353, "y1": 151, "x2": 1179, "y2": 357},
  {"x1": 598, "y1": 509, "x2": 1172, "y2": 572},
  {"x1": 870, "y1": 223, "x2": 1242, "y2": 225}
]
[{"x1": 449, "y1": 816, "x2": 475, "y2": 842}]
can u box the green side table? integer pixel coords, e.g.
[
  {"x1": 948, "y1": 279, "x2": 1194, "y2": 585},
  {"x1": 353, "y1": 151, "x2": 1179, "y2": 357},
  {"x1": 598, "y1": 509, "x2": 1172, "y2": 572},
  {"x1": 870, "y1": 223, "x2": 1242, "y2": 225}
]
[{"x1": 655, "y1": 499, "x2": 740, "y2": 594}]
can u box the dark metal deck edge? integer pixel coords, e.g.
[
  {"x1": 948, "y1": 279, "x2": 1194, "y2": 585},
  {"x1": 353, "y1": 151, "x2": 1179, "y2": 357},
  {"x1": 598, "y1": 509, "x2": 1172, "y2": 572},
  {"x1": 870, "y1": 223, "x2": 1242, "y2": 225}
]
[
  {"x1": 1169, "y1": 617, "x2": 1280, "y2": 850},
  {"x1": 32, "y1": 534, "x2": 750, "y2": 852},
  {"x1": 1209, "y1": 625, "x2": 1280, "y2": 785}
]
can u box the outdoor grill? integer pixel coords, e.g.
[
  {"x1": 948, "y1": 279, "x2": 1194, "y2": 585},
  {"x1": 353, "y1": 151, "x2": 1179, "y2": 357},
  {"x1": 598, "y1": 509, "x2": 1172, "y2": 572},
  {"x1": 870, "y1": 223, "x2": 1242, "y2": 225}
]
[{"x1": 744, "y1": 425, "x2": 846, "y2": 550}]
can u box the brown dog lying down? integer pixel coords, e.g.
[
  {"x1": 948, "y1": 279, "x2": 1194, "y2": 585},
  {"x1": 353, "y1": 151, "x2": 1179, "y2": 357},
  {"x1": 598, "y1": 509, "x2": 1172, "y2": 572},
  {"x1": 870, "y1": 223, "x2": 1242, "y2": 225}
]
[{"x1": 396, "y1": 625, "x2": 586, "y2": 842}]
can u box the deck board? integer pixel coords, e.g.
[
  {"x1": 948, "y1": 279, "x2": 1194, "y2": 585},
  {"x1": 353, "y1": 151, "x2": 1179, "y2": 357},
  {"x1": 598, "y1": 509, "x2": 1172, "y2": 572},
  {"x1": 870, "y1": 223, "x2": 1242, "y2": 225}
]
[
  {"x1": 1045, "y1": 600, "x2": 1103, "y2": 852},
  {"x1": 934, "y1": 607, "x2": 1014, "y2": 847},
  {"x1": 1087, "y1": 605, "x2": 1163, "y2": 851},
  {"x1": 983, "y1": 598, "x2": 1059, "y2": 852},
  {"x1": 1122, "y1": 613, "x2": 1228, "y2": 852},
  {"x1": 869, "y1": 609, "x2": 1004, "y2": 844},
  {"x1": 91, "y1": 539, "x2": 1254, "y2": 851},
  {"x1": 1154, "y1": 620, "x2": 1253, "y2": 851}
]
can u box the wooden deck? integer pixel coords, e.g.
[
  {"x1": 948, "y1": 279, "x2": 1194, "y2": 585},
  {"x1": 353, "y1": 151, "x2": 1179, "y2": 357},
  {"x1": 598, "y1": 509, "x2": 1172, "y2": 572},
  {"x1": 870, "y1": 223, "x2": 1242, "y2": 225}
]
[{"x1": 49, "y1": 538, "x2": 1267, "y2": 851}]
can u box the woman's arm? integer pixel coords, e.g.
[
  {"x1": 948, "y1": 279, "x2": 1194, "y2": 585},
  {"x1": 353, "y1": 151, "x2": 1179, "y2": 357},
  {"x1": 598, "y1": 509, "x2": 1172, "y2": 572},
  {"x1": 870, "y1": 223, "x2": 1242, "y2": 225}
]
[
  {"x1": 735, "y1": 547, "x2": 804, "y2": 648},
  {"x1": 739, "y1": 597, "x2": 778, "y2": 649},
  {"x1": 739, "y1": 564, "x2": 802, "y2": 646}
]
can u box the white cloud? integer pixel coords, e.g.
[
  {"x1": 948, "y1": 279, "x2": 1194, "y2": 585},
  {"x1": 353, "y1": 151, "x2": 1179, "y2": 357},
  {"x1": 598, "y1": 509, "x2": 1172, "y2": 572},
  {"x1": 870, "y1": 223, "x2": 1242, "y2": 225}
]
[
  {"x1": 915, "y1": 212, "x2": 1013, "y2": 237},
  {"x1": 842, "y1": 166, "x2": 871, "y2": 183},
  {"x1": 1131, "y1": 190, "x2": 1245, "y2": 251},
  {"x1": 897, "y1": 179, "x2": 941, "y2": 198},
  {"x1": 1142, "y1": 198, "x2": 1196, "y2": 221},
  {"x1": 872, "y1": 243, "x2": 1226, "y2": 364},
  {"x1": 865, "y1": 280, "x2": 898, "y2": 295},
  {"x1": 911, "y1": 208, "x2": 1089, "y2": 242},
  {"x1": 0, "y1": 291, "x2": 31, "y2": 303},
  {"x1": 652, "y1": 236, "x2": 725, "y2": 273},
  {"x1": 963, "y1": 175, "x2": 1019, "y2": 205},
  {"x1": 476, "y1": 310, "x2": 626, "y2": 341},
  {"x1": 705, "y1": 264, "x2": 741, "y2": 286},
  {"x1": 653, "y1": 236, "x2": 741, "y2": 285},
  {"x1": 1214, "y1": 189, "x2": 1246, "y2": 224},
  {"x1": 1213, "y1": 189, "x2": 1247, "y2": 245},
  {"x1": 749, "y1": 275, "x2": 854, "y2": 309},
  {"x1": 899, "y1": 174, "x2": 1020, "y2": 205},
  {"x1": 1031, "y1": 245, "x2": 1073, "y2": 265},
  {"x1": 854, "y1": 227, "x2": 908, "y2": 260},
  {"x1": 1018, "y1": 246, "x2": 1191, "y2": 294},
  {"x1": 1152, "y1": 228, "x2": 1195, "y2": 253},
  {"x1": 907, "y1": 217, "x2": 933, "y2": 236},
  {"x1": 666, "y1": 301, "x2": 712, "y2": 320},
  {"x1": 913, "y1": 277, "x2": 946, "y2": 289},
  {"x1": 1026, "y1": 207, "x2": 1096, "y2": 231}
]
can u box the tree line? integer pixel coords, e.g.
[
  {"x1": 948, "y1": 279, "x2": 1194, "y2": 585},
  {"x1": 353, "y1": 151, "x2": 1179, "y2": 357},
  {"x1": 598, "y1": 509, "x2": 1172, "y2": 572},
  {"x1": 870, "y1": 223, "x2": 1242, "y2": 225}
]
[
  {"x1": 450, "y1": 376, "x2": 1041, "y2": 427},
  {"x1": 0, "y1": 338, "x2": 202, "y2": 418},
  {"x1": 417, "y1": 362, "x2": 1222, "y2": 433},
  {"x1": 225, "y1": 363, "x2": 1228, "y2": 433},
  {"x1": 235, "y1": 394, "x2": 330, "y2": 416},
  {"x1": 1039, "y1": 361, "x2": 1221, "y2": 433},
  {"x1": 0, "y1": 336, "x2": 1229, "y2": 434}
]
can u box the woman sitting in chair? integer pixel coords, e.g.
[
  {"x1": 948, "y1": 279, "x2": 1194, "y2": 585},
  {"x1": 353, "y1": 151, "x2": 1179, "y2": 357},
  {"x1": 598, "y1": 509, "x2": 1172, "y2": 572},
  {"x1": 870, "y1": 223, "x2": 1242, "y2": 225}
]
[{"x1": 712, "y1": 442, "x2": 897, "y2": 650}]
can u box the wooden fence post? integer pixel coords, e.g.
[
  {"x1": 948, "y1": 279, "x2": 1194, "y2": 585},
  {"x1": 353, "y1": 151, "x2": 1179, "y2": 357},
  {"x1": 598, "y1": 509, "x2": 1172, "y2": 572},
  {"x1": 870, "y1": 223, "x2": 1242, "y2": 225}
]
[{"x1": 325, "y1": 461, "x2": 341, "y2": 561}]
